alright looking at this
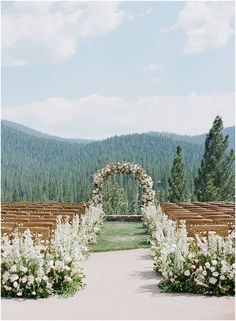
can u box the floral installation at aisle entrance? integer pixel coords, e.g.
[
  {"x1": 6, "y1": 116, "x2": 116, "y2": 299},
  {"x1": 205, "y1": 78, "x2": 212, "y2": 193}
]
[
  {"x1": 1, "y1": 205, "x2": 105, "y2": 298},
  {"x1": 142, "y1": 205, "x2": 235, "y2": 296},
  {"x1": 92, "y1": 162, "x2": 155, "y2": 207}
]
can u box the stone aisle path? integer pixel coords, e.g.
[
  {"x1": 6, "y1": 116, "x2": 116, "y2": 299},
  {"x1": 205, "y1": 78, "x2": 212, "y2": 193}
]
[{"x1": 1, "y1": 248, "x2": 235, "y2": 320}]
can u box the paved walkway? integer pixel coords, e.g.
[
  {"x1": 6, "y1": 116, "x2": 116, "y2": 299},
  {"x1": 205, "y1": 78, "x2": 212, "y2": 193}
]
[{"x1": 1, "y1": 248, "x2": 235, "y2": 320}]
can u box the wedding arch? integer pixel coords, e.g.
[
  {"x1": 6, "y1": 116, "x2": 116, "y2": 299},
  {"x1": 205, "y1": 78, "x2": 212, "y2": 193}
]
[{"x1": 92, "y1": 162, "x2": 155, "y2": 208}]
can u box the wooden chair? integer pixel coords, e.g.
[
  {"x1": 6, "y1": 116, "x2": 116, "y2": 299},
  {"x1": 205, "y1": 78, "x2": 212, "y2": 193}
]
[
  {"x1": 17, "y1": 227, "x2": 51, "y2": 244},
  {"x1": 22, "y1": 222, "x2": 54, "y2": 239},
  {"x1": 1, "y1": 227, "x2": 13, "y2": 238},
  {"x1": 191, "y1": 224, "x2": 228, "y2": 242}
]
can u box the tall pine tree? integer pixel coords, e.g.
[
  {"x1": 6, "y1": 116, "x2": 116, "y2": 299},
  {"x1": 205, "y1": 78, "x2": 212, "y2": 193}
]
[
  {"x1": 194, "y1": 116, "x2": 235, "y2": 201},
  {"x1": 168, "y1": 145, "x2": 187, "y2": 202}
]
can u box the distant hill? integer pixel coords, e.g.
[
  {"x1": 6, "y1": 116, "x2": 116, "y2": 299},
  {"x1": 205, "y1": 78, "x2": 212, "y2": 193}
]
[
  {"x1": 1, "y1": 120, "x2": 234, "y2": 203},
  {"x1": 1, "y1": 120, "x2": 93, "y2": 144},
  {"x1": 149, "y1": 126, "x2": 235, "y2": 150},
  {"x1": 3, "y1": 119, "x2": 234, "y2": 149},
  {"x1": 1, "y1": 120, "x2": 206, "y2": 202}
]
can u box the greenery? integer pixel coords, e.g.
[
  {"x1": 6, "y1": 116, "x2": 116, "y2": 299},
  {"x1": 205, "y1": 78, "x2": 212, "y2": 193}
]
[
  {"x1": 91, "y1": 222, "x2": 149, "y2": 252},
  {"x1": 168, "y1": 145, "x2": 187, "y2": 202},
  {"x1": 1, "y1": 121, "x2": 203, "y2": 203},
  {"x1": 101, "y1": 177, "x2": 140, "y2": 215},
  {"x1": 195, "y1": 116, "x2": 235, "y2": 201},
  {"x1": 2, "y1": 119, "x2": 234, "y2": 204}
]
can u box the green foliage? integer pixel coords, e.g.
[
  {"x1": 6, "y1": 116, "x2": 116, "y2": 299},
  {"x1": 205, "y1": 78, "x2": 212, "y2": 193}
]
[
  {"x1": 101, "y1": 176, "x2": 141, "y2": 215},
  {"x1": 168, "y1": 145, "x2": 187, "y2": 202},
  {"x1": 195, "y1": 116, "x2": 235, "y2": 201},
  {"x1": 1, "y1": 123, "x2": 204, "y2": 204},
  {"x1": 101, "y1": 177, "x2": 129, "y2": 214}
]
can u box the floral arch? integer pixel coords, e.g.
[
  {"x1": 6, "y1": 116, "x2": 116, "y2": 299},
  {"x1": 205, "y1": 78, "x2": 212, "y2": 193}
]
[{"x1": 92, "y1": 162, "x2": 155, "y2": 208}]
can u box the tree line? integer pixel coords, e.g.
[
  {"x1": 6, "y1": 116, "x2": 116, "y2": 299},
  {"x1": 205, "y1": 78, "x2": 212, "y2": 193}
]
[{"x1": 1, "y1": 116, "x2": 234, "y2": 213}]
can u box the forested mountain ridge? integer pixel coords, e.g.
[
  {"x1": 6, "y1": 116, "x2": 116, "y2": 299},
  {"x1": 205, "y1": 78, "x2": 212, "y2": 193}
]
[
  {"x1": 149, "y1": 126, "x2": 235, "y2": 150},
  {"x1": 3, "y1": 120, "x2": 234, "y2": 149},
  {"x1": 1, "y1": 120, "x2": 93, "y2": 144},
  {"x1": 2, "y1": 120, "x2": 233, "y2": 203}
]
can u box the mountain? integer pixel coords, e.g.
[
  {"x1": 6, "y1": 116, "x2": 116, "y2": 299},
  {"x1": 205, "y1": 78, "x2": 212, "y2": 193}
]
[
  {"x1": 3, "y1": 119, "x2": 234, "y2": 149},
  {"x1": 149, "y1": 126, "x2": 235, "y2": 150},
  {"x1": 1, "y1": 120, "x2": 93, "y2": 144},
  {"x1": 1, "y1": 120, "x2": 234, "y2": 203}
]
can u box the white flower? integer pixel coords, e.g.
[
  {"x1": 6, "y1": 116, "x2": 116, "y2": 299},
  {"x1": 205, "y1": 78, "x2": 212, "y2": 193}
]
[
  {"x1": 4, "y1": 285, "x2": 12, "y2": 291},
  {"x1": 209, "y1": 277, "x2": 217, "y2": 285},
  {"x1": 210, "y1": 266, "x2": 216, "y2": 272},
  {"x1": 27, "y1": 275, "x2": 34, "y2": 285},
  {"x1": 195, "y1": 275, "x2": 205, "y2": 285},
  {"x1": 212, "y1": 271, "x2": 219, "y2": 277},
  {"x1": 10, "y1": 265, "x2": 17, "y2": 273},
  {"x1": 20, "y1": 266, "x2": 28, "y2": 273},
  {"x1": 10, "y1": 274, "x2": 19, "y2": 282},
  {"x1": 65, "y1": 276, "x2": 72, "y2": 282},
  {"x1": 184, "y1": 270, "x2": 191, "y2": 276},
  {"x1": 220, "y1": 275, "x2": 226, "y2": 280},
  {"x1": 205, "y1": 262, "x2": 211, "y2": 269},
  {"x1": 32, "y1": 291, "x2": 36, "y2": 295},
  {"x1": 13, "y1": 281, "x2": 18, "y2": 288},
  {"x1": 211, "y1": 260, "x2": 217, "y2": 266},
  {"x1": 2, "y1": 271, "x2": 10, "y2": 282},
  {"x1": 17, "y1": 292, "x2": 22, "y2": 296},
  {"x1": 202, "y1": 270, "x2": 207, "y2": 276}
]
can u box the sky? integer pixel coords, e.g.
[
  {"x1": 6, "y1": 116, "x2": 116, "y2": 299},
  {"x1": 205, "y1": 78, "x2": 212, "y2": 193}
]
[{"x1": 1, "y1": 1, "x2": 235, "y2": 139}]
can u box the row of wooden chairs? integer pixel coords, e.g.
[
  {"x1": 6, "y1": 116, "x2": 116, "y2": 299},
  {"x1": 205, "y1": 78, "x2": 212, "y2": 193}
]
[
  {"x1": 1, "y1": 202, "x2": 89, "y2": 244},
  {"x1": 161, "y1": 202, "x2": 235, "y2": 240}
]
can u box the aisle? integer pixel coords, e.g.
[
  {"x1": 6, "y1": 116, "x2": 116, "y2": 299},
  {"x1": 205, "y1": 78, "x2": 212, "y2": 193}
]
[{"x1": 1, "y1": 249, "x2": 235, "y2": 320}]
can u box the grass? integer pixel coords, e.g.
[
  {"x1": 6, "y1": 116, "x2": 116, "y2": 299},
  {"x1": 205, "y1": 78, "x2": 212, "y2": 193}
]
[{"x1": 91, "y1": 221, "x2": 150, "y2": 252}]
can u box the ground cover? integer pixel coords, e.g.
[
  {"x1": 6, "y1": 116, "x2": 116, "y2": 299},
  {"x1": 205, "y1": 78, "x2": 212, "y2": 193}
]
[{"x1": 91, "y1": 221, "x2": 149, "y2": 252}]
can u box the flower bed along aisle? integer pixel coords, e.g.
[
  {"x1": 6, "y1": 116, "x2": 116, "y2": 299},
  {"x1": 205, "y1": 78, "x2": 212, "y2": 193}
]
[
  {"x1": 142, "y1": 205, "x2": 235, "y2": 296},
  {"x1": 1, "y1": 205, "x2": 105, "y2": 298}
]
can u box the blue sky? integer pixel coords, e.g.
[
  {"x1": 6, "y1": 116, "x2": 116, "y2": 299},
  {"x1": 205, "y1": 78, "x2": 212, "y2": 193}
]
[{"x1": 2, "y1": 1, "x2": 235, "y2": 139}]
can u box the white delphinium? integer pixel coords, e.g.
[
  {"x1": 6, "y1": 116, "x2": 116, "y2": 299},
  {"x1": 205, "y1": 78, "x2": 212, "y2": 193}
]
[
  {"x1": 1, "y1": 230, "x2": 53, "y2": 298},
  {"x1": 143, "y1": 204, "x2": 235, "y2": 295}
]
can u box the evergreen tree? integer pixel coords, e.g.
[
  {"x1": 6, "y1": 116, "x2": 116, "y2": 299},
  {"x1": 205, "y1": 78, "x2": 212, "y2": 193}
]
[
  {"x1": 101, "y1": 177, "x2": 129, "y2": 215},
  {"x1": 194, "y1": 116, "x2": 235, "y2": 201},
  {"x1": 168, "y1": 145, "x2": 187, "y2": 202}
]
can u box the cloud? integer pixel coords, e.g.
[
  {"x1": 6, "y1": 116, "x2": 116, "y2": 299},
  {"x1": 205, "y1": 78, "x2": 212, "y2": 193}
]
[
  {"x1": 2, "y1": 92, "x2": 234, "y2": 139},
  {"x1": 173, "y1": 2, "x2": 234, "y2": 54},
  {"x1": 2, "y1": 1, "x2": 126, "y2": 66}
]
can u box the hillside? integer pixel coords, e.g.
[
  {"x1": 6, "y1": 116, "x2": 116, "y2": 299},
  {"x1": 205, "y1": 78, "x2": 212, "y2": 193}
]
[
  {"x1": 1, "y1": 121, "x2": 207, "y2": 202},
  {"x1": 1, "y1": 120, "x2": 93, "y2": 144},
  {"x1": 149, "y1": 126, "x2": 235, "y2": 150}
]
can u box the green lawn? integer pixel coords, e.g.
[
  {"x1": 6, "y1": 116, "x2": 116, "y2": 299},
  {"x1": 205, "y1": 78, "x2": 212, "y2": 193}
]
[{"x1": 91, "y1": 221, "x2": 150, "y2": 252}]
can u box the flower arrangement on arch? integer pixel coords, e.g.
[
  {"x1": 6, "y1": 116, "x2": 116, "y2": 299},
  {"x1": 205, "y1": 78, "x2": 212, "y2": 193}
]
[{"x1": 92, "y1": 162, "x2": 156, "y2": 207}]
